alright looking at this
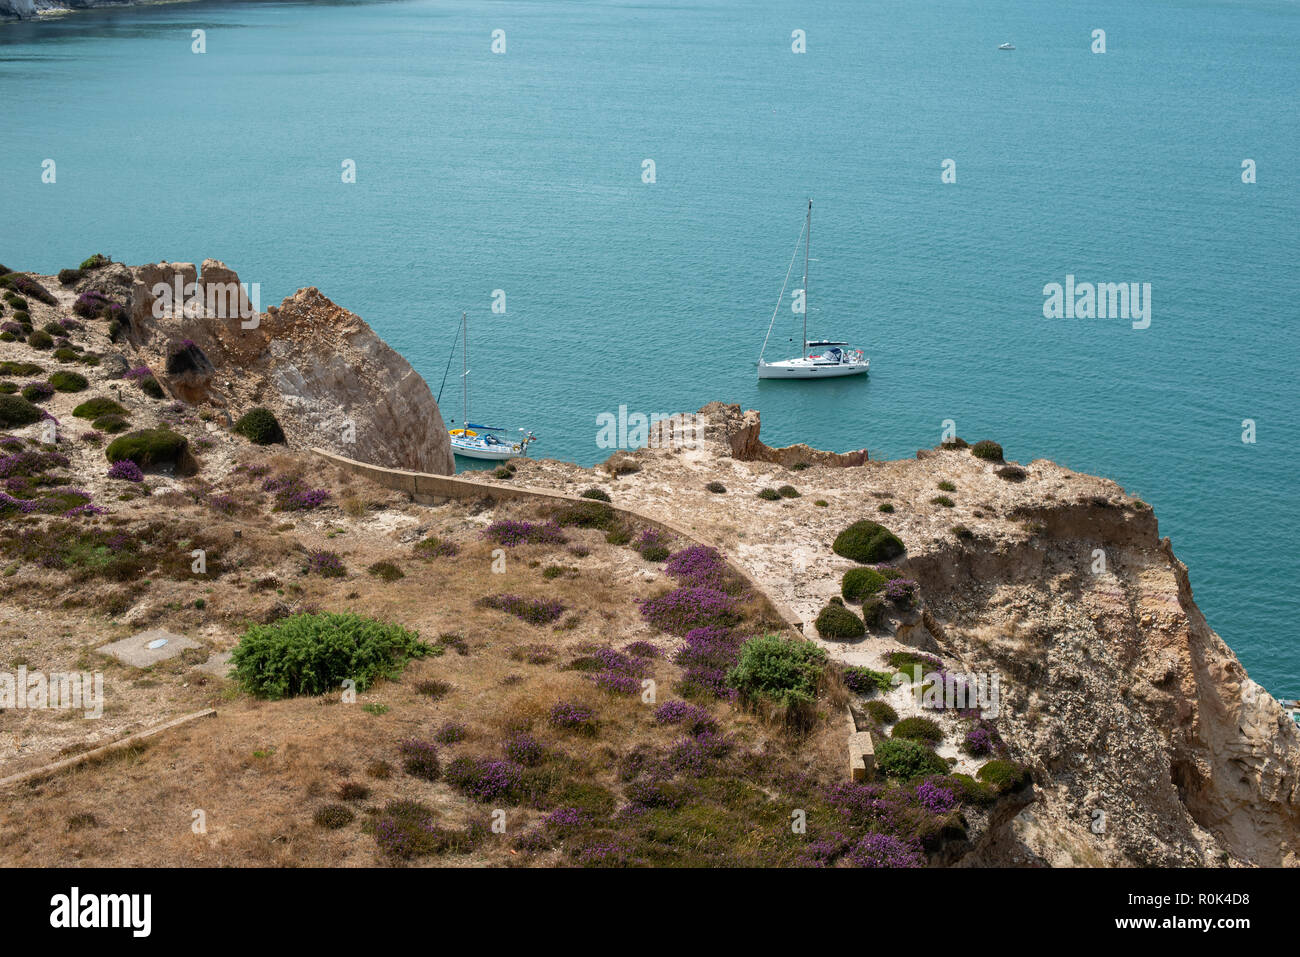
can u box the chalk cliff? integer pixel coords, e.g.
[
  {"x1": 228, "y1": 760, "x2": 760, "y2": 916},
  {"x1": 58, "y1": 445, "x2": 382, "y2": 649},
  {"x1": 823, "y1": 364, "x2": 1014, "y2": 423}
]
[
  {"x1": 111, "y1": 260, "x2": 455, "y2": 475},
  {"x1": 503, "y1": 403, "x2": 1300, "y2": 866}
]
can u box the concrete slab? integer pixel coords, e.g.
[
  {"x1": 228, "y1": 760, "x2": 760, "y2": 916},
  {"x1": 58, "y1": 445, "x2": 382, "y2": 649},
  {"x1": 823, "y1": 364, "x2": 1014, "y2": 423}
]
[
  {"x1": 97, "y1": 628, "x2": 202, "y2": 668},
  {"x1": 195, "y1": 650, "x2": 233, "y2": 678}
]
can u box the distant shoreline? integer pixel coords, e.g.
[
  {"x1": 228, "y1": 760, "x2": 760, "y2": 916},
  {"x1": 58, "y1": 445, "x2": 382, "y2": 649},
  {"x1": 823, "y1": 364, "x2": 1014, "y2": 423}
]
[{"x1": 2, "y1": 0, "x2": 202, "y2": 22}]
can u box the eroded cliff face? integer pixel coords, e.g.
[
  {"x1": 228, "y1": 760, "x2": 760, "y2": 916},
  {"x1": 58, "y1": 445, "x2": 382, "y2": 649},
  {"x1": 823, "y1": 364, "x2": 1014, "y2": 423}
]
[
  {"x1": 74, "y1": 259, "x2": 454, "y2": 474},
  {"x1": 499, "y1": 403, "x2": 1300, "y2": 867}
]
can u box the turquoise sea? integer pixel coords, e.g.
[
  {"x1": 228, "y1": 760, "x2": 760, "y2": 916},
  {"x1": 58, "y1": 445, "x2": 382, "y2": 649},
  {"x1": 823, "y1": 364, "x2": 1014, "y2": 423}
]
[{"x1": 2, "y1": 0, "x2": 1297, "y2": 695}]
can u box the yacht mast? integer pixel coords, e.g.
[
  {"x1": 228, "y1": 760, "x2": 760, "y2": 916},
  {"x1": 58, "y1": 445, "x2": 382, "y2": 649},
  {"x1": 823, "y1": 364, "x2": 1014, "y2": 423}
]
[
  {"x1": 461, "y1": 312, "x2": 468, "y2": 425},
  {"x1": 803, "y1": 199, "x2": 811, "y2": 355}
]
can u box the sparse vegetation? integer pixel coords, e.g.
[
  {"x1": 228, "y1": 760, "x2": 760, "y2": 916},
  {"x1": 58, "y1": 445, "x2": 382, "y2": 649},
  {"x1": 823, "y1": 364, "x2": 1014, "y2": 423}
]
[
  {"x1": 814, "y1": 602, "x2": 865, "y2": 640},
  {"x1": 971, "y1": 440, "x2": 1004, "y2": 462}
]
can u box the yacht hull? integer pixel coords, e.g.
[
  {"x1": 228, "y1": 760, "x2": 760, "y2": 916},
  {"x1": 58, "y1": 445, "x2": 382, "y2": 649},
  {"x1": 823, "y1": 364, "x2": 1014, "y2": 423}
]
[{"x1": 758, "y1": 358, "x2": 870, "y2": 379}]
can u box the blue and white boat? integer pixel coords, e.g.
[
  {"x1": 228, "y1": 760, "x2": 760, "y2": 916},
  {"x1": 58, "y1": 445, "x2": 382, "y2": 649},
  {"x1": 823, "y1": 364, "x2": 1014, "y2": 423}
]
[{"x1": 442, "y1": 312, "x2": 538, "y2": 461}]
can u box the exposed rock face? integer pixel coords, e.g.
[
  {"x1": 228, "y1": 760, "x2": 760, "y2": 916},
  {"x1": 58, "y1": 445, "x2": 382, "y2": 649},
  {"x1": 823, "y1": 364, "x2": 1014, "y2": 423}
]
[
  {"x1": 700, "y1": 402, "x2": 868, "y2": 468},
  {"x1": 124, "y1": 260, "x2": 454, "y2": 474},
  {"x1": 496, "y1": 403, "x2": 1300, "y2": 867},
  {"x1": 2, "y1": 0, "x2": 150, "y2": 20}
]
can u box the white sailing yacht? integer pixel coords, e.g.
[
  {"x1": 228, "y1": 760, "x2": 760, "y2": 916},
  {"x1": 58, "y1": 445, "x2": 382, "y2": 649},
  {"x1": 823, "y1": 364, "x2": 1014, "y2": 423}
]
[
  {"x1": 757, "y1": 200, "x2": 870, "y2": 379},
  {"x1": 442, "y1": 312, "x2": 538, "y2": 461}
]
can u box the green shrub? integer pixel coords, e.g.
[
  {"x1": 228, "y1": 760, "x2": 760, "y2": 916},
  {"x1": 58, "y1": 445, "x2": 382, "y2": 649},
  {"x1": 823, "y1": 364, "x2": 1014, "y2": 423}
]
[
  {"x1": 579, "y1": 487, "x2": 611, "y2": 502},
  {"x1": 937, "y1": 480, "x2": 956, "y2": 492},
  {"x1": 27, "y1": 330, "x2": 53, "y2": 350},
  {"x1": 931, "y1": 495, "x2": 955, "y2": 508},
  {"x1": 233, "y1": 407, "x2": 284, "y2": 445},
  {"x1": 49, "y1": 370, "x2": 88, "y2": 392},
  {"x1": 757, "y1": 487, "x2": 781, "y2": 501},
  {"x1": 367, "y1": 561, "x2": 405, "y2": 582},
  {"x1": 140, "y1": 376, "x2": 165, "y2": 399},
  {"x1": 42, "y1": 322, "x2": 63, "y2": 336},
  {"x1": 841, "y1": 567, "x2": 888, "y2": 601},
  {"x1": 952, "y1": 525, "x2": 974, "y2": 541},
  {"x1": 92, "y1": 413, "x2": 130, "y2": 434},
  {"x1": 230, "y1": 611, "x2": 432, "y2": 699},
  {"x1": 865, "y1": 699, "x2": 898, "y2": 725},
  {"x1": 53, "y1": 347, "x2": 80, "y2": 363},
  {"x1": 0, "y1": 333, "x2": 12, "y2": 343},
  {"x1": 105, "y1": 428, "x2": 188, "y2": 469},
  {"x1": 73, "y1": 397, "x2": 127, "y2": 419},
  {"x1": 0, "y1": 394, "x2": 42, "y2": 428},
  {"x1": 813, "y1": 602, "x2": 865, "y2": 640},
  {"x1": 20, "y1": 383, "x2": 52, "y2": 403},
  {"x1": 78, "y1": 353, "x2": 100, "y2": 367},
  {"x1": 995, "y1": 465, "x2": 1027, "y2": 482},
  {"x1": 941, "y1": 437, "x2": 969, "y2": 450},
  {"x1": 875, "y1": 737, "x2": 948, "y2": 780},
  {"x1": 790, "y1": 461, "x2": 809, "y2": 471},
  {"x1": 971, "y1": 440, "x2": 1004, "y2": 462},
  {"x1": 893, "y1": 716, "x2": 944, "y2": 744},
  {"x1": 776, "y1": 485, "x2": 800, "y2": 499},
  {"x1": 705, "y1": 481, "x2": 726, "y2": 494},
  {"x1": 860, "y1": 597, "x2": 886, "y2": 628},
  {"x1": 726, "y1": 634, "x2": 827, "y2": 708},
  {"x1": 0, "y1": 382, "x2": 15, "y2": 394},
  {"x1": 832, "y1": 520, "x2": 904, "y2": 564},
  {"x1": 553, "y1": 500, "x2": 615, "y2": 530},
  {"x1": 976, "y1": 759, "x2": 1031, "y2": 793},
  {"x1": 492, "y1": 467, "x2": 512, "y2": 479},
  {"x1": 0, "y1": 362, "x2": 42, "y2": 377},
  {"x1": 79, "y1": 254, "x2": 111, "y2": 271},
  {"x1": 877, "y1": 502, "x2": 894, "y2": 513},
  {"x1": 58, "y1": 268, "x2": 83, "y2": 286}
]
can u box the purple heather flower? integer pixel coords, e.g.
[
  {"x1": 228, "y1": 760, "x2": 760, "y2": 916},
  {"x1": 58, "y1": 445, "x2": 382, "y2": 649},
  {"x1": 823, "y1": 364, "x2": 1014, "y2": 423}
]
[
  {"x1": 482, "y1": 519, "x2": 566, "y2": 547},
  {"x1": 638, "y1": 586, "x2": 738, "y2": 636},
  {"x1": 107, "y1": 459, "x2": 144, "y2": 482},
  {"x1": 846, "y1": 833, "x2": 925, "y2": 868},
  {"x1": 915, "y1": 781, "x2": 957, "y2": 814}
]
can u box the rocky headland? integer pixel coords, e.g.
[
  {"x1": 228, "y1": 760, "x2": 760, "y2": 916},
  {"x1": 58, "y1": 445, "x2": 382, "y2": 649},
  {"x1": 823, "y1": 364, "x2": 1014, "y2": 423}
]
[{"x1": 0, "y1": 257, "x2": 1294, "y2": 868}]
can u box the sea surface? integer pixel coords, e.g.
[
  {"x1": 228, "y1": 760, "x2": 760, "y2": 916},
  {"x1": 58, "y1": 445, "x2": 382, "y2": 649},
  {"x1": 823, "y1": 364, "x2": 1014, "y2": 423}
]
[{"x1": 2, "y1": 0, "x2": 1297, "y2": 695}]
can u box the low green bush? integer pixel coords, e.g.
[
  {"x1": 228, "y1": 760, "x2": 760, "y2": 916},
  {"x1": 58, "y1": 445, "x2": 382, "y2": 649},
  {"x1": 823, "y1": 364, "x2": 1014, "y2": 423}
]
[
  {"x1": 229, "y1": 611, "x2": 432, "y2": 699},
  {"x1": 73, "y1": 397, "x2": 127, "y2": 419},
  {"x1": 58, "y1": 268, "x2": 83, "y2": 286},
  {"x1": 0, "y1": 361, "x2": 42, "y2": 377},
  {"x1": 865, "y1": 699, "x2": 898, "y2": 725},
  {"x1": 726, "y1": 633, "x2": 827, "y2": 708},
  {"x1": 705, "y1": 481, "x2": 726, "y2": 494},
  {"x1": 105, "y1": 428, "x2": 188, "y2": 469},
  {"x1": 892, "y1": 716, "x2": 944, "y2": 744},
  {"x1": 976, "y1": 759, "x2": 1031, "y2": 793},
  {"x1": 776, "y1": 485, "x2": 800, "y2": 498},
  {"x1": 757, "y1": 487, "x2": 781, "y2": 501},
  {"x1": 931, "y1": 495, "x2": 955, "y2": 508},
  {"x1": 832, "y1": 519, "x2": 904, "y2": 564},
  {"x1": 841, "y1": 567, "x2": 888, "y2": 601},
  {"x1": 49, "y1": 370, "x2": 88, "y2": 392},
  {"x1": 877, "y1": 502, "x2": 895, "y2": 513},
  {"x1": 971, "y1": 440, "x2": 1004, "y2": 462},
  {"x1": 140, "y1": 376, "x2": 165, "y2": 399},
  {"x1": 0, "y1": 394, "x2": 42, "y2": 428},
  {"x1": 53, "y1": 347, "x2": 80, "y2": 363},
  {"x1": 233, "y1": 407, "x2": 285, "y2": 445},
  {"x1": 553, "y1": 500, "x2": 616, "y2": 530},
  {"x1": 875, "y1": 737, "x2": 948, "y2": 780},
  {"x1": 79, "y1": 254, "x2": 111, "y2": 271},
  {"x1": 27, "y1": 330, "x2": 53, "y2": 350},
  {"x1": 367, "y1": 561, "x2": 405, "y2": 582},
  {"x1": 579, "y1": 488, "x2": 611, "y2": 502},
  {"x1": 937, "y1": 480, "x2": 956, "y2": 492},
  {"x1": 814, "y1": 602, "x2": 865, "y2": 640}
]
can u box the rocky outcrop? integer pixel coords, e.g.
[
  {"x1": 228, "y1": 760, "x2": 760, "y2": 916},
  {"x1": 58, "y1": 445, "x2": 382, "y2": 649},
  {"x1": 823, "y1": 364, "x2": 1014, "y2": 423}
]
[
  {"x1": 699, "y1": 402, "x2": 868, "y2": 468},
  {"x1": 123, "y1": 260, "x2": 453, "y2": 474}
]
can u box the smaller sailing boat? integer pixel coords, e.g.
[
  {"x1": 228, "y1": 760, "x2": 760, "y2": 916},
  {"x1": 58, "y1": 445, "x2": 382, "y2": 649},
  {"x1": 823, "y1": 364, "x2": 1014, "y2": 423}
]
[
  {"x1": 998, "y1": 42, "x2": 1015, "y2": 50},
  {"x1": 757, "y1": 200, "x2": 869, "y2": 379},
  {"x1": 441, "y1": 312, "x2": 538, "y2": 461}
]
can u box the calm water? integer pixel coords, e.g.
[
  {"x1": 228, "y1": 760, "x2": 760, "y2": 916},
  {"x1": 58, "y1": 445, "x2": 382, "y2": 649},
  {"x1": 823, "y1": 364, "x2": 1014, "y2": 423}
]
[{"x1": 2, "y1": 0, "x2": 1297, "y2": 695}]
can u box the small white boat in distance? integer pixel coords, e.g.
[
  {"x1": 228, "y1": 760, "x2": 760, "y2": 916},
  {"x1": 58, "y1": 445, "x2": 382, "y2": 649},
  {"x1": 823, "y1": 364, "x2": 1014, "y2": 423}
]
[
  {"x1": 998, "y1": 42, "x2": 1015, "y2": 50},
  {"x1": 757, "y1": 200, "x2": 870, "y2": 379}
]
